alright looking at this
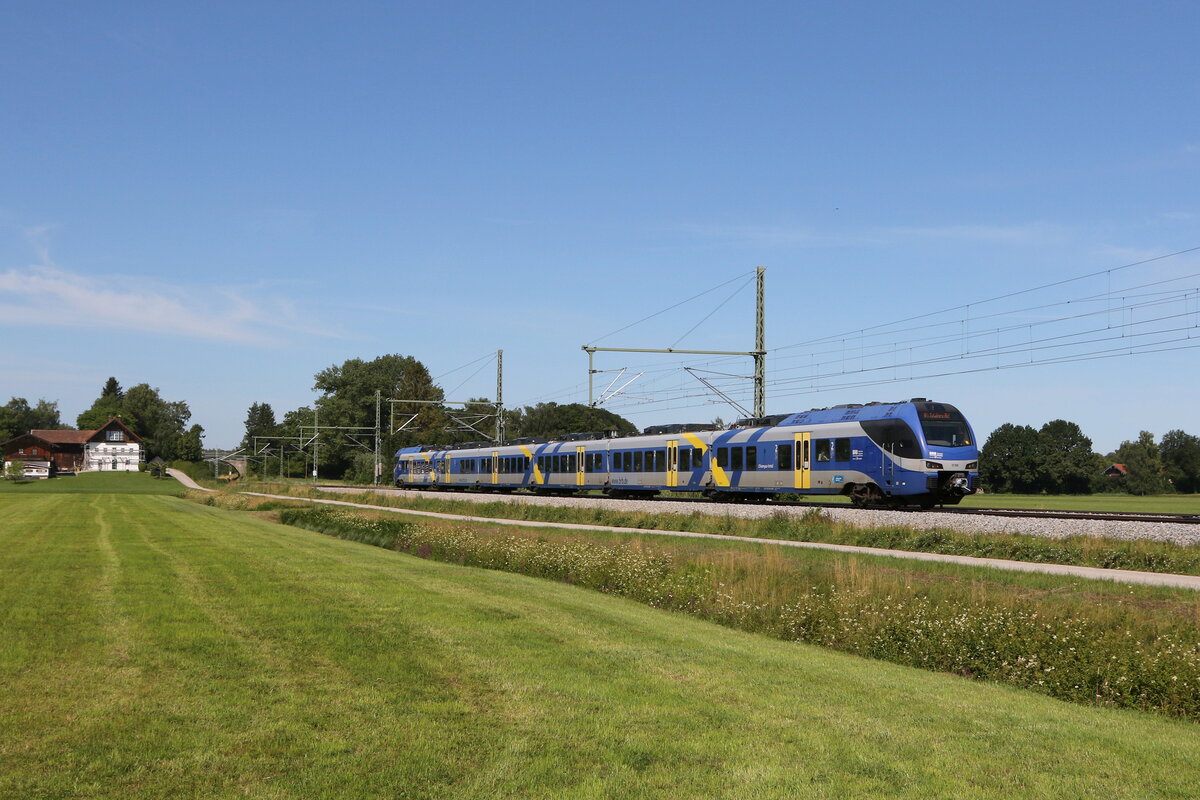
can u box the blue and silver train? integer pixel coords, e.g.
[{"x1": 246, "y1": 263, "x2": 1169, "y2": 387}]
[{"x1": 394, "y1": 398, "x2": 979, "y2": 508}]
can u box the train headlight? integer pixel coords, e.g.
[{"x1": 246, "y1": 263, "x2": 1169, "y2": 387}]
[
  {"x1": 925, "y1": 461, "x2": 943, "y2": 470},
  {"x1": 966, "y1": 461, "x2": 978, "y2": 470}
]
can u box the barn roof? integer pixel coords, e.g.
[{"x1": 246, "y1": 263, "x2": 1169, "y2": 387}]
[{"x1": 30, "y1": 429, "x2": 93, "y2": 444}]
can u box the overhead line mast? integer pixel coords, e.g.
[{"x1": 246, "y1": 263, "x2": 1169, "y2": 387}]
[{"x1": 584, "y1": 266, "x2": 767, "y2": 418}]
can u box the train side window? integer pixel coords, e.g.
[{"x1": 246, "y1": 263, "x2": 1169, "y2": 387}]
[
  {"x1": 620, "y1": 452, "x2": 629, "y2": 472},
  {"x1": 611, "y1": 452, "x2": 622, "y2": 472},
  {"x1": 694, "y1": 448, "x2": 704, "y2": 469},
  {"x1": 777, "y1": 444, "x2": 792, "y2": 471},
  {"x1": 654, "y1": 450, "x2": 664, "y2": 472},
  {"x1": 747, "y1": 446, "x2": 757, "y2": 471},
  {"x1": 679, "y1": 447, "x2": 690, "y2": 469},
  {"x1": 634, "y1": 451, "x2": 643, "y2": 472},
  {"x1": 731, "y1": 447, "x2": 743, "y2": 471},
  {"x1": 717, "y1": 447, "x2": 729, "y2": 468},
  {"x1": 835, "y1": 438, "x2": 851, "y2": 461},
  {"x1": 815, "y1": 439, "x2": 832, "y2": 462},
  {"x1": 569, "y1": 454, "x2": 577, "y2": 473}
]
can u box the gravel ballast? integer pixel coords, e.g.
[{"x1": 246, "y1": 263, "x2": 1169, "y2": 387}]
[{"x1": 321, "y1": 486, "x2": 1200, "y2": 547}]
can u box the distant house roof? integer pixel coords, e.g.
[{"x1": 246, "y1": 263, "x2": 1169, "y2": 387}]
[
  {"x1": 1103, "y1": 463, "x2": 1128, "y2": 477},
  {"x1": 16, "y1": 418, "x2": 142, "y2": 447},
  {"x1": 30, "y1": 429, "x2": 92, "y2": 444},
  {"x1": 88, "y1": 418, "x2": 142, "y2": 444}
]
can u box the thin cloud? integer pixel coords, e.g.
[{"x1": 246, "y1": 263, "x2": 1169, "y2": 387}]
[
  {"x1": 675, "y1": 222, "x2": 819, "y2": 248},
  {"x1": 0, "y1": 264, "x2": 346, "y2": 345},
  {"x1": 883, "y1": 222, "x2": 1070, "y2": 246},
  {"x1": 677, "y1": 220, "x2": 1070, "y2": 249}
]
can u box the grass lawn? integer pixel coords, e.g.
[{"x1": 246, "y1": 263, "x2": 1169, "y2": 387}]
[
  {"x1": 0, "y1": 470, "x2": 183, "y2": 496},
  {"x1": 958, "y1": 492, "x2": 1200, "y2": 514},
  {"x1": 3, "y1": 489, "x2": 1200, "y2": 798}
]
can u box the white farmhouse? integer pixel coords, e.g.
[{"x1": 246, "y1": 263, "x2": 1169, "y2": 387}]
[{"x1": 3, "y1": 418, "x2": 144, "y2": 475}]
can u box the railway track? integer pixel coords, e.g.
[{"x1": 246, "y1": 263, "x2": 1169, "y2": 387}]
[{"x1": 318, "y1": 485, "x2": 1200, "y2": 526}]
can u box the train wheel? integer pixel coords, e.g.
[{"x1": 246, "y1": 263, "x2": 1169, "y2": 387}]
[{"x1": 850, "y1": 484, "x2": 885, "y2": 507}]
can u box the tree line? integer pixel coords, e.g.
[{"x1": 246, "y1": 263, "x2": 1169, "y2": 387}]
[
  {"x1": 980, "y1": 420, "x2": 1200, "y2": 495},
  {"x1": 1, "y1": 377, "x2": 203, "y2": 462},
  {"x1": 240, "y1": 353, "x2": 637, "y2": 482}
]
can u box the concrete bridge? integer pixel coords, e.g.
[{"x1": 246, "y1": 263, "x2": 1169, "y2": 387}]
[{"x1": 202, "y1": 449, "x2": 249, "y2": 478}]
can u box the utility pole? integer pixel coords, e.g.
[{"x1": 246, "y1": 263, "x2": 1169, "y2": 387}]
[
  {"x1": 374, "y1": 389, "x2": 381, "y2": 486},
  {"x1": 583, "y1": 266, "x2": 767, "y2": 417},
  {"x1": 754, "y1": 265, "x2": 765, "y2": 418},
  {"x1": 496, "y1": 349, "x2": 504, "y2": 445}
]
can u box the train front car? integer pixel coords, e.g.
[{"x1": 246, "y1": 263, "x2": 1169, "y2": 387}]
[{"x1": 855, "y1": 399, "x2": 979, "y2": 507}]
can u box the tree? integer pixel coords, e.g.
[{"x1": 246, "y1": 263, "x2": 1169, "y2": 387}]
[
  {"x1": 101, "y1": 377, "x2": 123, "y2": 400},
  {"x1": 311, "y1": 354, "x2": 445, "y2": 479},
  {"x1": 175, "y1": 424, "x2": 205, "y2": 462},
  {"x1": 76, "y1": 378, "x2": 126, "y2": 430},
  {"x1": 3, "y1": 460, "x2": 26, "y2": 482},
  {"x1": 505, "y1": 402, "x2": 637, "y2": 441},
  {"x1": 242, "y1": 402, "x2": 280, "y2": 450},
  {"x1": 77, "y1": 380, "x2": 193, "y2": 461},
  {"x1": 1112, "y1": 431, "x2": 1171, "y2": 496},
  {"x1": 121, "y1": 384, "x2": 192, "y2": 461},
  {"x1": 0, "y1": 398, "x2": 64, "y2": 441},
  {"x1": 1160, "y1": 429, "x2": 1200, "y2": 494},
  {"x1": 1037, "y1": 419, "x2": 1098, "y2": 494},
  {"x1": 979, "y1": 423, "x2": 1042, "y2": 493}
]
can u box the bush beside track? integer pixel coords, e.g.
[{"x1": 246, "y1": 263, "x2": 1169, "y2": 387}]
[{"x1": 280, "y1": 507, "x2": 1200, "y2": 722}]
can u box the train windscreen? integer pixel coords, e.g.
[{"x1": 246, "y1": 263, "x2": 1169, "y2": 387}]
[{"x1": 914, "y1": 402, "x2": 972, "y2": 447}]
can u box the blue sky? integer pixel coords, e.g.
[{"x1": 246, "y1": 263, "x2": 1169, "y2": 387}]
[{"x1": 2, "y1": 1, "x2": 1197, "y2": 452}]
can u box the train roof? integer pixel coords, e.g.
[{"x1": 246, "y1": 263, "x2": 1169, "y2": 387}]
[{"x1": 774, "y1": 398, "x2": 952, "y2": 427}]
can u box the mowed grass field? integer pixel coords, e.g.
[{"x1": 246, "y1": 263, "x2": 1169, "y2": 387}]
[{"x1": 3, "y1": 478, "x2": 1200, "y2": 798}]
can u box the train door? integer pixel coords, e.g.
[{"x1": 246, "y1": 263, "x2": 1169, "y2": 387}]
[
  {"x1": 666, "y1": 440, "x2": 679, "y2": 488},
  {"x1": 794, "y1": 432, "x2": 811, "y2": 490},
  {"x1": 576, "y1": 446, "x2": 586, "y2": 487},
  {"x1": 491, "y1": 451, "x2": 499, "y2": 485}
]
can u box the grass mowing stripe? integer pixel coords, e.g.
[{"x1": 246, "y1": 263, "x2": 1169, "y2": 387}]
[
  {"x1": 105, "y1": 496, "x2": 509, "y2": 798},
  {"x1": 5, "y1": 491, "x2": 1200, "y2": 798}
]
